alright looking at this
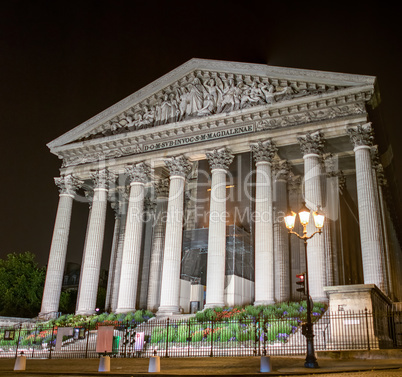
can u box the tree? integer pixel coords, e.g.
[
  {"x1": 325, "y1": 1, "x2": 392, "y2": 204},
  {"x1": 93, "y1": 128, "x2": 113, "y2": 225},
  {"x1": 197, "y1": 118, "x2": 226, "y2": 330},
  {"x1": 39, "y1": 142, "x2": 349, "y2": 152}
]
[
  {"x1": 59, "y1": 289, "x2": 77, "y2": 314},
  {"x1": 0, "y1": 252, "x2": 45, "y2": 317}
]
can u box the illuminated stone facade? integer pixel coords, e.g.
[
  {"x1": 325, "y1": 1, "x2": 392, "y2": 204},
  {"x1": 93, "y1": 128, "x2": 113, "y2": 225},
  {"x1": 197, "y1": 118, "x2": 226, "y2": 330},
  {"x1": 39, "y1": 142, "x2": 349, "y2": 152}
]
[{"x1": 39, "y1": 59, "x2": 402, "y2": 318}]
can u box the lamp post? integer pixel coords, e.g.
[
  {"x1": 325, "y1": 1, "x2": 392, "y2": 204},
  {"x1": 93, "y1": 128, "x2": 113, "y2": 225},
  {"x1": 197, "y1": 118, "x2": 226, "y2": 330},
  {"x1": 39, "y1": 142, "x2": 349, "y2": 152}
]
[{"x1": 284, "y1": 202, "x2": 324, "y2": 368}]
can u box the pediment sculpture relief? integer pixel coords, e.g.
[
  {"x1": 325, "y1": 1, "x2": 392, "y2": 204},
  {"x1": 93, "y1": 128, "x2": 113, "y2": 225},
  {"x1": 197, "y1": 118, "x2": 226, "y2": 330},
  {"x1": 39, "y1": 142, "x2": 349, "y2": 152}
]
[{"x1": 81, "y1": 73, "x2": 338, "y2": 141}]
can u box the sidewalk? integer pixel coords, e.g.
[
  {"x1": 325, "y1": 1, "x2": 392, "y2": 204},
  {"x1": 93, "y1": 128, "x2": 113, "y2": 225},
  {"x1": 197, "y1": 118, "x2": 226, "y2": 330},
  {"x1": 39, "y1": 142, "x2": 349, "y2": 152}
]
[{"x1": 1, "y1": 351, "x2": 402, "y2": 376}]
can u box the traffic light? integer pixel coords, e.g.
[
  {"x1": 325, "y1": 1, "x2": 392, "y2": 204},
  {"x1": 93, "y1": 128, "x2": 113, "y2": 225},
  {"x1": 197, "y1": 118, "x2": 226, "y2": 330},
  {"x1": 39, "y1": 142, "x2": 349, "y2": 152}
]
[{"x1": 296, "y1": 273, "x2": 306, "y2": 295}]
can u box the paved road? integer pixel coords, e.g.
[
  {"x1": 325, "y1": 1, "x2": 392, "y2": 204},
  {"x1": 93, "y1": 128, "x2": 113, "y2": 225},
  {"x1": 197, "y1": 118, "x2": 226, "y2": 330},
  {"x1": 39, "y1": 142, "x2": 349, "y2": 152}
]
[{"x1": 1, "y1": 356, "x2": 402, "y2": 376}]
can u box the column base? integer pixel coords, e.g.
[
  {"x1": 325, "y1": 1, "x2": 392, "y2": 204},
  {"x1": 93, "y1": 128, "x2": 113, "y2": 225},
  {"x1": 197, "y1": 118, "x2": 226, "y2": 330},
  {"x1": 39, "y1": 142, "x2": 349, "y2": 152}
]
[
  {"x1": 203, "y1": 302, "x2": 225, "y2": 310},
  {"x1": 115, "y1": 308, "x2": 136, "y2": 314},
  {"x1": 38, "y1": 311, "x2": 59, "y2": 321},
  {"x1": 75, "y1": 309, "x2": 96, "y2": 316},
  {"x1": 254, "y1": 300, "x2": 275, "y2": 306},
  {"x1": 156, "y1": 306, "x2": 180, "y2": 316}
]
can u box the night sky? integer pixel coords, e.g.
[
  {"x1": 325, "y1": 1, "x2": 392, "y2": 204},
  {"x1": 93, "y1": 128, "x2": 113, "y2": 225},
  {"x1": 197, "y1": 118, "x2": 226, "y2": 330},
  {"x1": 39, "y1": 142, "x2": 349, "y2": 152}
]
[{"x1": 1, "y1": 2, "x2": 401, "y2": 269}]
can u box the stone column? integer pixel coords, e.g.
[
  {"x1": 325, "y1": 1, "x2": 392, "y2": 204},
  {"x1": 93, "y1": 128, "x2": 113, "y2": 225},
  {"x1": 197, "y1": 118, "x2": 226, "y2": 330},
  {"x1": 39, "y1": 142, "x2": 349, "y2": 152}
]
[
  {"x1": 105, "y1": 201, "x2": 121, "y2": 312},
  {"x1": 76, "y1": 169, "x2": 114, "y2": 315},
  {"x1": 110, "y1": 188, "x2": 128, "y2": 312},
  {"x1": 157, "y1": 156, "x2": 191, "y2": 315},
  {"x1": 348, "y1": 123, "x2": 385, "y2": 292},
  {"x1": 39, "y1": 175, "x2": 83, "y2": 318},
  {"x1": 250, "y1": 140, "x2": 276, "y2": 305},
  {"x1": 116, "y1": 163, "x2": 150, "y2": 313},
  {"x1": 273, "y1": 160, "x2": 291, "y2": 302},
  {"x1": 147, "y1": 178, "x2": 169, "y2": 311},
  {"x1": 138, "y1": 196, "x2": 156, "y2": 309},
  {"x1": 371, "y1": 149, "x2": 390, "y2": 296},
  {"x1": 323, "y1": 154, "x2": 340, "y2": 287},
  {"x1": 288, "y1": 175, "x2": 306, "y2": 299},
  {"x1": 204, "y1": 148, "x2": 234, "y2": 309},
  {"x1": 298, "y1": 131, "x2": 327, "y2": 302},
  {"x1": 105, "y1": 190, "x2": 129, "y2": 312},
  {"x1": 375, "y1": 162, "x2": 393, "y2": 298}
]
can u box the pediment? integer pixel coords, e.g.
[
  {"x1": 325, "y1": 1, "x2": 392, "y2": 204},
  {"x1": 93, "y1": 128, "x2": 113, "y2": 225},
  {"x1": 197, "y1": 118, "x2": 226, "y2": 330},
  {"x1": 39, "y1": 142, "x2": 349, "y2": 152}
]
[{"x1": 48, "y1": 58, "x2": 376, "y2": 153}]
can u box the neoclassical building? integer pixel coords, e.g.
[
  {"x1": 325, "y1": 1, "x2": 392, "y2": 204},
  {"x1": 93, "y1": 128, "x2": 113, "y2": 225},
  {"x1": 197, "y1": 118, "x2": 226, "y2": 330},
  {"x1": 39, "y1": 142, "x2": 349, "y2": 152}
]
[{"x1": 39, "y1": 59, "x2": 402, "y2": 318}]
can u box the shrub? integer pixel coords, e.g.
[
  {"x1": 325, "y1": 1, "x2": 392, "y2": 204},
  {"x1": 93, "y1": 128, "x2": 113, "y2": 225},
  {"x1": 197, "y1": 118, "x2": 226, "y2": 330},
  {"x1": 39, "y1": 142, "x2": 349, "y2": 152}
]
[
  {"x1": 176, "y1": 324, "x2": 189, "y2": 343},
  {"x1": 195, "y1": 311, "x2": 206, "y2": 322},
  {"x1": 206, "y1": 308, "x2": 218, "y2": 321},
  {"x1": 191, "y1": 329, "x2": 204, "y2": 342},
  {"x1": 134, "y1": 310, "x2": 145, "y2": 322},
  {"x1": 219, "y1": 325, "x2": 234, "y2": 342},
  {"x1": 244, "y1": 305, "x2": 260, "y2": 318},
  {"x1": 283, "y1": 308, "x2": 299, "y2": 318}
]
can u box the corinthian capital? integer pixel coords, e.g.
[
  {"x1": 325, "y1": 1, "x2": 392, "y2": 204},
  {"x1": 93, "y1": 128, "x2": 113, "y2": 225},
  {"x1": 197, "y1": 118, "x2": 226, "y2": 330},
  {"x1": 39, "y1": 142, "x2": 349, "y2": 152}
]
[
  {"x1": 288, "y1": 174, "x2": 302, "y2": 193},
  {"x1": 347, "y1": 123, "x2": 374, "y2": 148},
  {"x1": 272, "y1": 160, "x2": 291, "y2": 181},
  {"x1": 91, "y1": 169, "x2": 116, "y2": 189},
  {"x1": 144, "y1": 196, "x2": 157, "y2": 213},
  {"x1": 297, "y1": 131, "x2": 324, "y2": 156},
  {"x1": 55, "y1": 174, "x2": 83, "y2": 195},
  {"x1": 206, "y1": 148, "x2": 234, "y2": 171},
  {"x1": 125, "y1": 162, "x2": 151, "y2": 184},
  {"x1": 164, "y1": 155, "x2": 192, "y2": 177},
  {"x1": 250, "y1": 140, "x2": 277, "y2": 163},
  {"x1": 155, "y1": 178, "x2": 170, "y2": 198}
]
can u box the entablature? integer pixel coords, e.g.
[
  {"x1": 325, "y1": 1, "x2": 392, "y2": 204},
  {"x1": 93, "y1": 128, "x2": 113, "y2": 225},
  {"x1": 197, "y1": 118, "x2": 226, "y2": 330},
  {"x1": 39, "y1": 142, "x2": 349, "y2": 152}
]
[{"x1": 55, "y1": 85, "x2": 372, "y2": 169}]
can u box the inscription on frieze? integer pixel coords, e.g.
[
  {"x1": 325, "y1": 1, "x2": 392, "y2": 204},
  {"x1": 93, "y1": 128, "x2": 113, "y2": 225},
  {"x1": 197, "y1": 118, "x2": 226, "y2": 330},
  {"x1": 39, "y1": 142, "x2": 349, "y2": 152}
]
[{"x1": 143, "y1": 124, "x2": 254, "y2": 152}]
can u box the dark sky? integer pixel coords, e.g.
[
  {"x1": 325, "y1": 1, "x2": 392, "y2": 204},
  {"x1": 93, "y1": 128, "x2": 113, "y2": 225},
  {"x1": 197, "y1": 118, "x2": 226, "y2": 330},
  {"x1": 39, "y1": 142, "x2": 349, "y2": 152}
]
[{"x1": 1, "y1": 2, "x2": 401, "y2": 268}]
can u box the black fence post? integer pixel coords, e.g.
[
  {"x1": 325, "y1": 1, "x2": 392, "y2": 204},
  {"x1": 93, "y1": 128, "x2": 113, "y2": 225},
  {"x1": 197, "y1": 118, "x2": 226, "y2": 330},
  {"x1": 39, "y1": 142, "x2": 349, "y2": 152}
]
[
  {"x1": 32, "y1": 326, "x2": 37, "y2": 358},
  {"x1": 15, "y1": 323, "x2": 22, "y2": 359},
  {"x1": 165, "y1": 318, "x2": 170, "y2": 358},
  {"x1": 85, "y1": 325, "x2": 90, "y2": 358},
  {"x1": 365, "y1": 308, "x2": 370, "y2": 351},
  {"x1": 256, "y1": 314, "x2": 261, "y2": 356},
  {"x1": 187, "y1": 319, "x2": 191, "y2": 357},
  {"x1": 263, "y1": 315, "x2": 267, "y2": 356},
  {"x1": 209, "y1": 320, "x2": 214, "y2": 357},
  {"x1": 49, "y1": 325, "x2": 55, "y2": 359}
]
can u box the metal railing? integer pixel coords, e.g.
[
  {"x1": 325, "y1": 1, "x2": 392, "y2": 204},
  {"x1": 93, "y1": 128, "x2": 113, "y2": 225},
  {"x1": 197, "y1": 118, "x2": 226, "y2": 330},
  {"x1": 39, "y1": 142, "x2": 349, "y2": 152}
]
[{"x1": 0, "y1": 310, "x2": 401, "y2": 359}]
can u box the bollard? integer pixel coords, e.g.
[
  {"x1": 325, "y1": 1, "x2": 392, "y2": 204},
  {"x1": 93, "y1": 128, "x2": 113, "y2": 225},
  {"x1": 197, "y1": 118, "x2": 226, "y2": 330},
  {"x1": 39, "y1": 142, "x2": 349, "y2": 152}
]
[
  {"x1": 98, "y1": 355, "x2": 110, "y2": 372},
  {"x1": 148, "y1": 356, "x2": 160, "y2": 373},
  {"x1": 14, "y1": 355, "x2": 26, "y2": 371},
  {"x1": 260, "y1": 356, "x2": 271, "y2": 373}
]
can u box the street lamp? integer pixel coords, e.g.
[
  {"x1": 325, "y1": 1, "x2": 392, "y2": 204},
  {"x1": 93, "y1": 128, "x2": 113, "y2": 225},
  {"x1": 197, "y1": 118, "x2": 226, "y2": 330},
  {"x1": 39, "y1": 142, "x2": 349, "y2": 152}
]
[{"x1": 284, "y1": 202, "x2": 324, "y2": 368}]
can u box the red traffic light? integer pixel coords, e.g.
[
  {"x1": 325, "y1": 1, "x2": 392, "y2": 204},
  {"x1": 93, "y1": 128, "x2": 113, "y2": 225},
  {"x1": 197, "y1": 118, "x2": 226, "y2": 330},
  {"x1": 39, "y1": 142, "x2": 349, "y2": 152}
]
[{"x1": 296, "y1": 272, "x2": 306, "y2": 295}]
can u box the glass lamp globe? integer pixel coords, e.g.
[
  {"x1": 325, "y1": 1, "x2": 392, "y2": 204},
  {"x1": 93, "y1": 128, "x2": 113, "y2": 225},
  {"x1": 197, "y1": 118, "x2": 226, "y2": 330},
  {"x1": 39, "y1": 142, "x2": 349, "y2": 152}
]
[
  {"x1": 284, "y1": 211, "x2": 296, "y2": 230},
  {"x1": 298, "y1": 203, "x2": 311, "y2": 226},
  {"x1": 313, "y1": 208, "x2": 325, "y2": 229}
]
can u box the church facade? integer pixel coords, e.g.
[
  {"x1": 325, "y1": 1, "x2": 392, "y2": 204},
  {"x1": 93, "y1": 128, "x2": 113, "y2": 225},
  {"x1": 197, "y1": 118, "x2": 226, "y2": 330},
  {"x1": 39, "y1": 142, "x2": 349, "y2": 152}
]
[{"x1": 39, "y1": 59, "x2": 402, "y2": 318}]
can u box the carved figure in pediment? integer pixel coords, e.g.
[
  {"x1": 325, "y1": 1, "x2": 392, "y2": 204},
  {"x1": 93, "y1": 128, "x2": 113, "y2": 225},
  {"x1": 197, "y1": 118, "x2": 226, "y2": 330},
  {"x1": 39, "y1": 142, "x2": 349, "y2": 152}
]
[
  {"x1": 142, "y1": 106, "x2": 155, "y2": 128},
  {"x1": 218, "y1": 78, "x2": 240, "y2": 113},
  {"x1": 260, "y1": 84, "x2": 276, "y2": 104},
  {"x1": 277, "y1": 85, "x2": 295, "y2": 101},
  {"x1": 125, "y1": 115, "x2": 135, "y2": 130},
  {"x1": 177, "y1": 86, "x2": 189, "y2": 121},
  {"x1": 186, "y1": 78, "x2": 206, "y2": 116},
  {"x1": 168, "y1": 93, "x2": 179, "y2": 122},
  {"x1": 204, "y1": 78, "x2": 223, "y2": 111},
  {"x1": 157, "y1": 93, "x2": 171, "y2": 125},
  {"x1": 110, "y1": 122, "x2": 121, "y2": 133},
  {"x1": 240, "y1": 80, "x2": 264, "y2": 108},
  {"x1": 132, "y1": 113, "x2": 143, "y2": 129},
  {"x1": 197, "y1": 93, "x2": 215, "y2": 116}
]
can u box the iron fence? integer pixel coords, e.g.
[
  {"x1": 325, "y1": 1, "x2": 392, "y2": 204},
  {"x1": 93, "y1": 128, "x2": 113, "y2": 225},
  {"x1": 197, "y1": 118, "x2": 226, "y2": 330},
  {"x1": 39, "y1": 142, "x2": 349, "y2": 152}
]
[{"x1": 0, "y1": 310, "x2": 401, "y2": 359}]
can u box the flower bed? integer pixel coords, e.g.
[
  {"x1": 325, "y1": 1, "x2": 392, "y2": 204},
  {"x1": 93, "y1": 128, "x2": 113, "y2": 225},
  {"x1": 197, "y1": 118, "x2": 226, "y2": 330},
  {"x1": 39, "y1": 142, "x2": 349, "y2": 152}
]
[{"x1": 149, "y1": 301, "x2": 327, "y2": 345}]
